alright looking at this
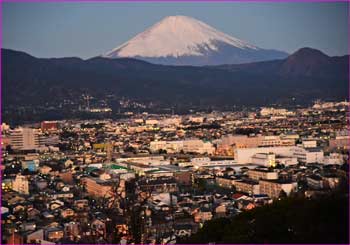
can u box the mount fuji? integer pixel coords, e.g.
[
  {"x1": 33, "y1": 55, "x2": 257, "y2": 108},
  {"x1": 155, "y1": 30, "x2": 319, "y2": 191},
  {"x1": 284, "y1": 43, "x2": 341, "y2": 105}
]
[{"x1": 103, "y1": 15, "x2": 288, "y2": 66}]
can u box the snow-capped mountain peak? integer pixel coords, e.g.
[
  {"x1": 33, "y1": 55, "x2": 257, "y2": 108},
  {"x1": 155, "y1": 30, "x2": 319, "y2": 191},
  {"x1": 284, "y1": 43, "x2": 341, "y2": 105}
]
[
  {"x1": 104, "y1": 15, "x2": 258, "y2": 58},
  {"x1": 103, "y1": 15, "x2": 288, "y2": 65}
]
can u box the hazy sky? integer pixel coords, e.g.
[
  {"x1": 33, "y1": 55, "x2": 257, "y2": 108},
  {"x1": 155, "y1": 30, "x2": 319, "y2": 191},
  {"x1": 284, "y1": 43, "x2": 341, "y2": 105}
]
[{"x1": 3, "y1": 2, "x2": 349, "y2": 59}]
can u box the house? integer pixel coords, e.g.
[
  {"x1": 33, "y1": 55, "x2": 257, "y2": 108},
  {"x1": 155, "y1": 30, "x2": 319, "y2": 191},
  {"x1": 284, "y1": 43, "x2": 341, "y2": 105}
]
[
  {"x1": 237, "y1": 199, "x2": 256, "y2": 210},
  {"x1": 91, "y1": 218, "x2": 107, "y2": 239},
  {"x1": 20, "y1": 222, "x2": 36, "y2": 232},
  {"x1": 40, "y1": 165, "x2": 52, "y2": 175},
  {"x1": 322, "y1": 176, "x2": 340, "y2": 189},
  {"x1": 116, "y1": 221, "x2": 128, "y2": 238},
  {"x1": 174, "y1": 224, "x2": 192, "y2": 237},
  {"x1": 64, "y1": 159, "x2": 74, "y2": 168},
  {"x1": 306, "y1": 175, "x2": 324, "y2": 189},
  {"x1": 42, "y1": 211, "x2": 55, "y2": 219},
  {"x1": 7, "y1": 194, "x2": 26, "y2": 206},
  {"x1": 232, "y1": 193, "x2": 248, "y2": 201},
  {"x1": 60, "y1": 208, "x2": 75, "y2": 219},
  {"x1": 48, "y1": 200, "x2": 64, "y2": 210},
  {"x1": 215, "y1": 204, "x2": 227, "y2": 217},
  {"x1": 73, "y1": 199, "x2": 89, "y2": 211},
  {"x1": 13, "y1": 204, "x2": 25, "y2": 213},
  {"x1": 193, "y1": 207, "x2": 213, "y2": 223},
  {"x1": 252, "y1": 194, "x2": 272, "y2": 205},
  {"x1": 64, "y1": 222, "x2": 80, "y2": 238},
  {"x1": 26, "y1": 229, "x2": 44, "y2": 243},
  {"x1": 45, "y1": 227, "x2": 64, "y2": 242}
]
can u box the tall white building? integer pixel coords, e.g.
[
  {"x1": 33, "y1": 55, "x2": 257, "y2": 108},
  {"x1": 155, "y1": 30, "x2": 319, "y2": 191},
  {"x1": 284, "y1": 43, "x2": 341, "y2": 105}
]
[
  {"x1": 8, "y1": 127, "x2": 58, "y2": 150},
  {"x1": 9, "y1": 128, "x2": 40, "y2": 150}
]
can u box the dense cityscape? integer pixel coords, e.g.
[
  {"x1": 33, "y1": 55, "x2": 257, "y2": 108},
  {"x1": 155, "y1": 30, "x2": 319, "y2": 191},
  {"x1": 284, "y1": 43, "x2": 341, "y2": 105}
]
[
  {"x1": 2, "y1": 2, "x2": 349, "y2": 244},
  {"x1": 1, "y1": 100, "x2": 349, "y2": 244}
]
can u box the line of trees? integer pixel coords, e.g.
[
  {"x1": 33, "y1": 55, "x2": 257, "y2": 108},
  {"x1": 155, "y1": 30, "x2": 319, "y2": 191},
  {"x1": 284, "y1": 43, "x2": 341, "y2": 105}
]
[{"x1": 180, "y1": 190, "x2": 349, "y2": 244}]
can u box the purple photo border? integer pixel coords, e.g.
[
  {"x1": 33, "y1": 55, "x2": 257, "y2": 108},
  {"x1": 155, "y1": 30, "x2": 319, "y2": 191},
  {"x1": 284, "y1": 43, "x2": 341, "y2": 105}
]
[
  {"x1": 0, "y1": 0, "x2": 349, "y2": 2},
  {"x1": 0, "y1": 0, "x2": 349, "y2": 244}
]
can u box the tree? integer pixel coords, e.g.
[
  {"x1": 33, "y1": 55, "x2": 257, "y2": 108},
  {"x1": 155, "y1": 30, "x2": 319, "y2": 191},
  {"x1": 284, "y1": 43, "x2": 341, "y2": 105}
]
[
  {"x1": 195, "y1": 178, "x2": 207, "y2": 193},
  {"x1": 158, "y1": 149, "x2": 167, "y2": 154},
  {"x1": 182, "y1": 192, "x2": 349, "y2": 244},
  {"x1": 340, "y1": 163, "x2": 349, "y2": 173},
  {"x1": 125, "y1": 146, "x2": 137, "y2": 154},
  {"x1": 5, "y1": 145, "x2": 14, "y2": 154},
  {"x1": 278, "y1": 190, "x2": 288, "y2": 199},
  {"x1": 275, "y1": 163, "x2": 285, "y2": 169},
  {"x1": 129, "y1": 204, "x2": 142, "y2": 243}
]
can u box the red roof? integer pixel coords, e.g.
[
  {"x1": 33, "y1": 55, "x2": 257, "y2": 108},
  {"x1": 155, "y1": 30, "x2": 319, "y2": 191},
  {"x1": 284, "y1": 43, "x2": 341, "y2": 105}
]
[{"x1": 232, "y1": 193, "x2": 245, "y2": 199}]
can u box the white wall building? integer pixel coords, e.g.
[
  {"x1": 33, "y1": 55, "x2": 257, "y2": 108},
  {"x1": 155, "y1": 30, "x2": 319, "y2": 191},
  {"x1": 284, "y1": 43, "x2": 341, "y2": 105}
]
[
  {"x1": 190, "y1": 157, "x2": 236, "y2": 167},
  {"x1": 302, "y1": 140, "x2": 317, "y2": 148},
  {"x1": 235, "y1": 146, "x2": 324, "y2": 165},
  {"x1": 234, "y1": 146, "x2": 294, "y2": 164},
  {"x1": 150, "y1": 139, "x2": 215, "y2": 155},
  {"x1": 248, "y1": 169, "x2": 278, "y2": 181},
  {"x1": 260, "y1": 136, "x2": 295, "y2": 147},
  {"x1": 251, "y1": 153, "x2": 276, "y2": 167},
  {"x1": 275, "y1": 156, "x2": 298, "y2": 166},
  {"x1": 145, "y1": 119, "x2": 159, "y2": 125},
  {"x1": 291, "y1": 147, "x2": 324, "y2": 164}
]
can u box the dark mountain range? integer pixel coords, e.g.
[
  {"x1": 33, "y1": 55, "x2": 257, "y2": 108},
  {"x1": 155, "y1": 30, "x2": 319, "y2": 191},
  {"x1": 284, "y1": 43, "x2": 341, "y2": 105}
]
[{"x1": 2, "y1": 47, "x2": 348, "y2": 123}]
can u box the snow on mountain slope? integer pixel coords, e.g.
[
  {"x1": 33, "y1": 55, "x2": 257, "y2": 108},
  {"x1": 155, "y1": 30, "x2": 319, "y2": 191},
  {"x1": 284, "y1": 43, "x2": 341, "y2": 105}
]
[{"x1": 103, "y1": 15, "x2": 288, "y2": 65}]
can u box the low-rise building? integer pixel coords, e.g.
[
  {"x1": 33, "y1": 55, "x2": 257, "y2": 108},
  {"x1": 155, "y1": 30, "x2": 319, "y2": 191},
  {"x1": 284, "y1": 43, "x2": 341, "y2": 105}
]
[
  {"x1": 247, "y1": 168, "x2": 278, "y2": 181},
  {"x1": 291, "y1": 147, "x2": 324, "y2": 164},
  {"x1": 233, "y1": 179, "x2": 260, "y2": 195},
  {"x1": 259, "y1": 179, "x2": 297, "y2": 198},
  {"x1": 81, "y1": 177, "x2": 114, "y2": 198},
  {"x1": 251, "y1": 153, "x2": 276, "y2": 167},
  {"x1": 234, "y1": 146, "x2": 294, "y2": 164},
  {"x1": 216, "y1": 176, "x2": 234, "y2": 188}
]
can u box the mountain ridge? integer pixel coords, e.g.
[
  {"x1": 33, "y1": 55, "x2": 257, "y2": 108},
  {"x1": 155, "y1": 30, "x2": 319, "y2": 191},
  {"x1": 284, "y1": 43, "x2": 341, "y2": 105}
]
[{"x1": 2, "y1": 47, "x2": 348, "y2": 124}]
